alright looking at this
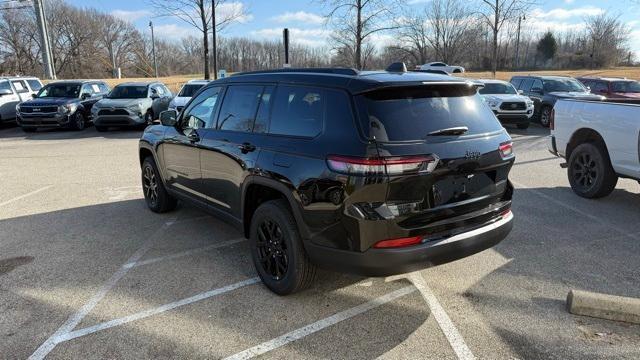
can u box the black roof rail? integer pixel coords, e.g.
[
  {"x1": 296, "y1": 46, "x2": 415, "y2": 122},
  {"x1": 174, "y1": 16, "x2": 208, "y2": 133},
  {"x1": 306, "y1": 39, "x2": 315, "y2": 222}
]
[{"x1": 232, "y1": 67, "x2": 359, "y2": 77}]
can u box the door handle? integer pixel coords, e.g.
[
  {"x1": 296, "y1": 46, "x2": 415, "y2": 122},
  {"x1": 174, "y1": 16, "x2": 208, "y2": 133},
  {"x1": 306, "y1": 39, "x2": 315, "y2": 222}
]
[{"x1": 238, "y1": 142, "x2": 256, "y2": 153}]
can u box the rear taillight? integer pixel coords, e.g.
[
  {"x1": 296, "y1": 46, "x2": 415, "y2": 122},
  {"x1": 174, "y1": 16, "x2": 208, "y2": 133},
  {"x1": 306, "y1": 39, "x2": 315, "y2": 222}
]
[
  {"x1": 326, "y1": 155, "x2": 438, "y2": 176},
  {"x1": 550, "y1": 108, "x2": 555, "y2": 130},
  {"x1": 373, "y1": 235, "x2": 423, "y2": 249},
  {"x1": 499, "y1": 141, "x2": 513, "y2": 159}
]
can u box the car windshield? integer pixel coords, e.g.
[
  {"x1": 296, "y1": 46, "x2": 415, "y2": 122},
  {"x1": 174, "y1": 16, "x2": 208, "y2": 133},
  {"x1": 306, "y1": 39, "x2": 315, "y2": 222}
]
[
  {"x1": 543, "y1": 79, "x2": 586, "y2": 92},
  {"x1": 479, "y1": 83, "x2": 517, "y2": 95},
  {"x1": 357, "y1": 85, "x2": 502, "y2": 142},
  {"x1": 611, "y1": 81, "x2": 640, "y2": 93},
  {"x1": 108, "y1": 86, "x2": 148, "y2": 99},
  {"x1": 37, "y1": 84, "x2": 81, "y2": 98},
  {"x1": 178, "y1": 84, "x2": 205, "y2": 97},
  {"x1": 0, "y1": 80, "x2": 11, "y2": 91}
]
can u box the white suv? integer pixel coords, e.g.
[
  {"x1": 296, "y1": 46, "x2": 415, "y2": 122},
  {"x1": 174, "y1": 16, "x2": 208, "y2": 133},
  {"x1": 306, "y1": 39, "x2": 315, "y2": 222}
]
[
  {"x1": 0, "y1": 76, "x2": 43, "y2": 124},
  {"x1": 477, "y1": 79, "x2": 534, "y2": 130}
]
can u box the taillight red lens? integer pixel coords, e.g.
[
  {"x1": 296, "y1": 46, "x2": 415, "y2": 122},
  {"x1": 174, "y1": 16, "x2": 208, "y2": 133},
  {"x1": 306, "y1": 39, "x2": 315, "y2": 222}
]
[
  {"x1": 327, "y1": 155, "x2": 438, "y2": 175},
  {"x1": 373, "y1": 236, "x2": 423, "y2": 249},
  {"x1": 550, "y1": 108, "x2": 555, "y2": 130},
  {"x1": 499, "y1": 141, "x2": 513, "y2": 159}
]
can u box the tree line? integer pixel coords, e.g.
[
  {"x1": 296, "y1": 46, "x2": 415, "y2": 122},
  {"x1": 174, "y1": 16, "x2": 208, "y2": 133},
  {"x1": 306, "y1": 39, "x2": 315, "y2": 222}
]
[{"x1": 0, "y1": 0, "x2": 634, "y2": 80}]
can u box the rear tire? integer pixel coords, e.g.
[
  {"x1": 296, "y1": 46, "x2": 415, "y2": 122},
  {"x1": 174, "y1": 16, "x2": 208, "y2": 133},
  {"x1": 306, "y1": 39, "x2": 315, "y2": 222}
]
[
  {"x1": 567, "y1": 143, "x2": 618, "y2": 198},
  {"x1": 249, "y1": 199, "x2": 317, "y2": 295},
  {"x1": 141, "y1": 156, "x2": 177, "y2": 213},
  {"x1": 539, "y1": 106, "x2": 552, "y2": 127}
]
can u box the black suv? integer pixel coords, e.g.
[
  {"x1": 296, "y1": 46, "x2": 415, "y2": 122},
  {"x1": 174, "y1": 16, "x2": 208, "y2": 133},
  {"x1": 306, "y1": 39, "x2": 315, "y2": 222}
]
[
  {"x1": 17, "y1": 80, "x2": 110, "y2": 132},
  {"x1": 139, "y1": 68, "x2": 515, "y2": 294},
  {"x1": 510, "y1": 75, "x2": 604, "y2": 127}
]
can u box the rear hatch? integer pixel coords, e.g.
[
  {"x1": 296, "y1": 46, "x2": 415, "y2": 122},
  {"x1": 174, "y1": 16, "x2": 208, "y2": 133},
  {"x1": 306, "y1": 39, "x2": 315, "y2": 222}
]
[{"x1": 354, "y1": 84, "x2": 514, "y2": 243}]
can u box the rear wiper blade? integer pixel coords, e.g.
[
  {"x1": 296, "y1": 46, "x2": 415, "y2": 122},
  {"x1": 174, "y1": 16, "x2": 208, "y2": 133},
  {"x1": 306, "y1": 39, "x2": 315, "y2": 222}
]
[{"x1": 426, "y1": 126, "x2": 469, "y2": 136}]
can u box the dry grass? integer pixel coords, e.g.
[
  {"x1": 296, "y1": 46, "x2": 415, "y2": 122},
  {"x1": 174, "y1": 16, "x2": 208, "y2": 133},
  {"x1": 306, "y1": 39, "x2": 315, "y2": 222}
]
[{"x1": 44, "y1": 67, "x2": 640, "y2": 92}]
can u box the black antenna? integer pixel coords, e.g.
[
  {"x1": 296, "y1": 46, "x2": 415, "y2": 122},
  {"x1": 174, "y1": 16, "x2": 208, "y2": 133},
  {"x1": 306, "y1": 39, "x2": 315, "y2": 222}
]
[{"x1": 386, "y1": 62, "x2": 407, "y2": 73}]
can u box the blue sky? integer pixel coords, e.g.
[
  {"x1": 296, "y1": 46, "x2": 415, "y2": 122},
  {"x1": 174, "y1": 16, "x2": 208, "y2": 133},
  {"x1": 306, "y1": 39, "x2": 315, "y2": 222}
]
[{"x1": 70, "y1": 0, "x2": 640, "y2": 56}]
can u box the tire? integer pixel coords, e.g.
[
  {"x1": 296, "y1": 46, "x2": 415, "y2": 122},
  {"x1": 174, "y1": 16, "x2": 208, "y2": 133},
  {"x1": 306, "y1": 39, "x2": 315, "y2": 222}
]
[
  {"x1": 144, "y1": 111, "x2": 154, "y2": 125},
  {"x1": 567, "y1": 143, "x2": 618, "y2": 198},
  {"x1": 95, "y1": 126, "x2": 107, "y2": 132},
  {"x1": 517, "y1": 122, "x2": 530, "y2": 130},
  {"x1": 539, "y1": 106, "x2": 552, "y2": 127},
  {"x1": 141, "y1": 156, "x2": 177, "y2": 213},
  {"x1": 70, "y1": 112, "x2": 85, "y2": 131},
  {"x1": 452, "y1": 69, "x2": 462, "y2": 73},
  {"x1": 249, "y1": 199, "x2": 317, "y2": 295},
  {"x1": 22, "y1": 127, "x2": 36, "y2": 133}
]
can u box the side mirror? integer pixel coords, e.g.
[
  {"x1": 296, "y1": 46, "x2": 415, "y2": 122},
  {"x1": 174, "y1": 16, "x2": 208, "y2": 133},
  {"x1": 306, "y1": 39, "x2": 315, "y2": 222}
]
[
  {"x1": 159, "y1": 110, "x2": 177, "y2": 127},
  {"x1": 81, "y1": 93, "x2": 91, "y2": 100},
  {"x1": 0, "y1": 89, "x2": 12, "y2": 96},
  {"x1": 518, "y1": 90, "x2": 524, "y2": 95}
]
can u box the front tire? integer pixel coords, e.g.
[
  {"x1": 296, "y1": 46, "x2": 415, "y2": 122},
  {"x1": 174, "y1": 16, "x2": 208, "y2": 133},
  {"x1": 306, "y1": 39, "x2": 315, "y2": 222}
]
[
  {"x1": 141, "y1": 157, "x2": 177, "y2": 213},
  {"x1": 568, "y1": 143, "x2": 618, "y2": 198},
  {"x1": 539, "y1": 106, "x2": 552, "y2": 127},
  {"x1": 70, "y1": 112, "x2": 85, "y2": 131},
  {"x1": 249, "y1": 199, "x2": 317, "y2": 295}
]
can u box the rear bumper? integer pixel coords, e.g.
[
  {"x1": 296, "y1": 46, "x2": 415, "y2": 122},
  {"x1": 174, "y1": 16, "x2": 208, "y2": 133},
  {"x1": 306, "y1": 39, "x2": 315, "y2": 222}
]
[
  {"x1": 306, "y1": 212, "x2": 513, "y2": 277},
  {"x1": 17, "y1": 114, "x2": 70, "y2": 128}
]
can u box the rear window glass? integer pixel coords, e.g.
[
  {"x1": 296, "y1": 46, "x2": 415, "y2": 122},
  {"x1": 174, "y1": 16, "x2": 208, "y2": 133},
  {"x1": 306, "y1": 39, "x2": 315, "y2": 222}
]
[
  {"x1": 356, "y1": 85, "x2": 502, "y2": 142},
  {"x1": 269, "y1": 85, "x2": 325, "y2": 137}
]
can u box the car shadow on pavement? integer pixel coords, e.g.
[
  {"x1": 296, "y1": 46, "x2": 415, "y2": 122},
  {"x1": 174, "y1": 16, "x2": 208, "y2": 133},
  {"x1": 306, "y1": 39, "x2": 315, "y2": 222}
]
[{"x1": 0, "y1": 124, "x2": 145, "y2": 141}]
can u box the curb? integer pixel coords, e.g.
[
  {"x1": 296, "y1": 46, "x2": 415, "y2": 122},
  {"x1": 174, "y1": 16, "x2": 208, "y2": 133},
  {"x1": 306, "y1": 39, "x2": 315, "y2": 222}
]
[{"x1": 567, "y1": 289, "x2": 640, "y2": 324}]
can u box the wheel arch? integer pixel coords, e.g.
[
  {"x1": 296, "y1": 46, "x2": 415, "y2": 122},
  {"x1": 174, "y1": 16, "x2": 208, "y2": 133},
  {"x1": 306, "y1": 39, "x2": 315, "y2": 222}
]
[{"x1": 566, "y1": 128, "x2": 609, "y2": 161}]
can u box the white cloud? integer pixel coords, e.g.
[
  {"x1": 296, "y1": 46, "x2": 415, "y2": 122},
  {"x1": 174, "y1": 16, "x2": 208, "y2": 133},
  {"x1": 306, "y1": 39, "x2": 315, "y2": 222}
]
[
  {"x1": 110, "y1": 9, "x2": 151, "y2": 23},
  {"x1": 153, "y1": 24, "x2": 200, "y2": 41},
  {"x1": 531, "y1": 6, "x2": 604, "y2": 20},
  {"x1": 218, "y1": 2, "x2": 253, "y2": 24},
  {"x1": 564, "y1": 0, "x2": 575, "y2": 4},
  {"x1": 251, "y1": 27, "x2": 330, "y2": 47},
  {"x1": 271, "y1": 11, "x2": 325, "y2": 25}
]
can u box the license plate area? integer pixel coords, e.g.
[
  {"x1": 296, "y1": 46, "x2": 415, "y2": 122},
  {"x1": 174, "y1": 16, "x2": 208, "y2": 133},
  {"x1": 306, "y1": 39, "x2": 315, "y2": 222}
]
[{"x1": 431, "y1": 172, "x2": 496, "y2": 207}]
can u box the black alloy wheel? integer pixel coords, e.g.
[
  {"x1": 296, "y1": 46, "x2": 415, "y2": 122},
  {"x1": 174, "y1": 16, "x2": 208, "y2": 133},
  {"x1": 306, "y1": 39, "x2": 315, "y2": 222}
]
[
  {"x1": 142, "y1": 164, "x2": 159, "y2": 208},
  {"x1": 572, "y1": 152, "x2": 598, "y2": 190},
  {"x1": 539, "y1": 106, "x2": 552, "y2": 127},
  {"x1": 256, "y1": 219, "x2": 289, "y2": 281},
  {"x1": 72, "y1": 112, "x2": 85, "y2": 130},
  {"x1": 567, "y1": 143, "x2": 618, "y2": 198},
  {"x1": 141, "y1": 157, "x2": 177, "y2": 212}
]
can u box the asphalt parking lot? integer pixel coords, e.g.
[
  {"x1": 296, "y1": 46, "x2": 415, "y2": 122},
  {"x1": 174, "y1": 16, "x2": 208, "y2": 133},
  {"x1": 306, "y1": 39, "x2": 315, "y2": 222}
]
[{"x1": 1, "y1": 123, "x2": 639, "y2": 360}]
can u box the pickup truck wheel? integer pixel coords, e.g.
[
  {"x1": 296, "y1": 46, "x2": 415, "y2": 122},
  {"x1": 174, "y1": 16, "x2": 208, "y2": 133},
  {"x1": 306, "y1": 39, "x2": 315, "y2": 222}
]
[
  {"x1": 539, "y1": 106, "x2": 552, "y2": 127},
  {"x1": 250, "y1": 199, "x2": 317, "y2": 295},
  {"x1": 568, "y1": 143, "x2": 618, "y2": 198},
  {"x1": 141, "y1": 157, "x2": 177, "y2": 213}
]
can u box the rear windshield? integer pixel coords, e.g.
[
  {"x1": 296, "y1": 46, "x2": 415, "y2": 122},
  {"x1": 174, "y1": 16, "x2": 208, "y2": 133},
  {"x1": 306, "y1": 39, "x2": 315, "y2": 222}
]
[
  {"x1": 179, "y1": 84, "x2": 206, "y2": 97},
  {"x1": 356, "y1": 85, "x2": 502, "y2": 142}
]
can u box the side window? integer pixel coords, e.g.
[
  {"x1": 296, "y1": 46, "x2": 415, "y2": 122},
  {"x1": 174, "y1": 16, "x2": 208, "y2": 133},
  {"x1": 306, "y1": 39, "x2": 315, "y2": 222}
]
[
  {"x1": 253, "y1": 86, "x2": 274, "y2": 133},
  {"x1": 510, "y1": 78, "x2": 523, "y2": 89},
  {"x1": 591, "y1": 81, "x2": 608, "y2": 93},
  {"x1": 11, "y1": 80, "x2": 28, "y2": 93},
  {"x1": 432, "y1": 63, "x2": 445, "y2": 67},
  {"x1": 153, "y1": 85, "x2": 164, "y2": 96},
  {"x1": 181, "y1": 86, "x2": 222, "y2": 130},
  {"x1": 269, "y1": 85, "x2": 325, "y2": 138},
  {"x1": 80, "y1": 84, "x2": 93, "y2": 96},
  {"x1": 162, "y1": 85, "x2": 172, "y2": 97},
  {"x1": 0, "y1": 80, "x2": 12, "y2": 92},
  {"x1": 531, "y1": 80, "x2": 543, "y2": 92},
  {"x1": 217, "y1": 85, "x2": 263, "y2": 132},
  {"x1": 519, "y1": 79, "x2": 533, "y2": 92},
  {"x1": 26, "y1": 80, "x2": 42, "y2": 91},
  {"x1": 99, "y1": 83, "x2": 110, "y2": 94}
]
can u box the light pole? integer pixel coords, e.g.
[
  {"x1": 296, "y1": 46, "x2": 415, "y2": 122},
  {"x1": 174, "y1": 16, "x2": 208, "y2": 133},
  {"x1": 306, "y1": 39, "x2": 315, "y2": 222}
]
[
  {"x1": 515, "y1": 15, "x2": 526, "y2": 69},
  {"x1": 212, "y1": 0, "x2": 217, "y2": 79},
  {"x1": 33, "y1": 0, "x2": 55, "y2": 79},
  {"x1": 149, "y1": 21, "x2": 158, "y2": 78}
]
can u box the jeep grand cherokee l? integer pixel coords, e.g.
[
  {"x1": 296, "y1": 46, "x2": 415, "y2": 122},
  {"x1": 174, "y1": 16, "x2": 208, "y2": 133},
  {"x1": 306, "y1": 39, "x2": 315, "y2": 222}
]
[{"x1": 139, "y1": 68, "x2": 515, "y2": 295}]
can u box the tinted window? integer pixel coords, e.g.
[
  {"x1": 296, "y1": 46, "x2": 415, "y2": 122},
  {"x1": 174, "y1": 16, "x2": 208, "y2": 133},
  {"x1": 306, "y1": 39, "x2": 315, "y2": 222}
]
[
  {"x1": 269, "y1": 86, "x2": 325, "y2": 137},
  {"x1": 181, "y1": 86, "x2": 222, "y2": 130},
  {"x1": 590, "y1": 81, "x2": 608, "y2": 93},
  {"x1": 356, "y1": 85, "x2": 501, "y2": 142},
  {"x1": 510, "y1": 78, "x2": 523, "y2": 89},
  {"x1": 26, "y1": 80, "x2": 42, "y2": 91},
  {"x1": 179, "y1": 84, "x2": 206, "y2": 97},
  {"x1": 253, "y1": 86, "x2": 274, "y2": 133},
  {"x1": 479, "y1": 83, "x2": 517, "y2": 95},
  {"x1": 612, "y1": 81, "x2": 640, "y2": 93},
  {"x1": 531, "y1": 80, "x2": 543, "y2": 92},
  {"x1": 12, "y1": 80, "x2": 28, "y2": 93},
  {"x1": 98, "y1": 83, "x2": 110, "y2": 93},
  {"x1": 543, "y1": 79, "x2": 585, "y2": 92},
  {"x1": 520, "y1": 79, "x2": 534, "y2": 92},
  {"x1": 109, "y1": 85, "x2": 147, "y2": 99},
  {"x1": 218, "y1": 85, "x2": 262, "y2": 132},
  {"x1": 37, "y1": 83, "x2": 81, "y2": 98},
  {"x1": 0, "y1": 80, "x2": 11, "y2": 92}
]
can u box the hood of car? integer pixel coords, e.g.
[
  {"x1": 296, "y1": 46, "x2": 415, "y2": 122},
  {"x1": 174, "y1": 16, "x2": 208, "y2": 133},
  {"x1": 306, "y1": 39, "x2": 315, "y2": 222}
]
[
  {"x1": 96, "y1": 98, "x2": 148, "y2": 108},
  {"x1": 549, "y1": 92, "x2": 604, "y2": 100},
  {"x1": 21, "y1": 97, "x2": 77, "y2": 106},
  {"x1": 481, "y1": 94, "x2": 530, "y2": 102},
  {"x1": 170, "y1": 96, "x2": 190, "y2": 107}
]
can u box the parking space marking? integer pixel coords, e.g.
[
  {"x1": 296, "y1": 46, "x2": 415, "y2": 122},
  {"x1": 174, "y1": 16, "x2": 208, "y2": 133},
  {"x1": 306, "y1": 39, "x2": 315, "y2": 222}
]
[
  {"x1": 56, "y1": 277, "x2": 261, "y2": 343},
  {"x1": 512, "y1": 180, "x2": 640, "y2": 241},
  {"x1": 123, "y1": 238, "x2": 247, "y2": 269},
  {"x1": 0, "y1": 185, "x2": 53, "y2": 208},
  {"x1": 408, "y1": 272, "x2": 475, "y2": 360},
  {"x1": 29, "y1": 217, "x2": 179, "y2": 360},
  {"x1": 222, "y1": 285, "x2": 416, "y2": 360}
]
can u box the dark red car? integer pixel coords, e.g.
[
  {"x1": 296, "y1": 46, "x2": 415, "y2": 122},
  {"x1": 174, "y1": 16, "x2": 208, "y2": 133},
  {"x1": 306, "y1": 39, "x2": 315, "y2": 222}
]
[{"x1": 577, "y1": 77, "x2": 640, "y2": 99}]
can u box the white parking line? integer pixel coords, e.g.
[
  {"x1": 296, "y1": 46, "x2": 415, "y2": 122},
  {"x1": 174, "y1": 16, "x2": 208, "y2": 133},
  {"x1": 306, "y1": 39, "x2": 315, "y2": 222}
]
[
  {"x1": 56, "y1": 277, "x2": 261, "y2": 343},
  {"x1": 223, "y1": 286, "x2": 416, "y2": 360},
  {"x1": 408, "y1": 272, "x2": 475, "y2": 360},
  {"x1": 123, "y1": 238, "x2": 247, "y2": 269},
  {"x1": 0, "y1": 185, "x2": 53, "y2": 208},
  {"x1": 29, "y1": 217, "x2": 178, "y2": 360}
]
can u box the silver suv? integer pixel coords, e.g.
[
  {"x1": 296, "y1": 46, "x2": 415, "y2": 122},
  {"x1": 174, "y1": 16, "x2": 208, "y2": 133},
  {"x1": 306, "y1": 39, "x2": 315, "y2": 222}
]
[
  {"x1": 92, "y1": 82, "x2": 172, "y2": 131},
  {"x1": 0, "y1": 76, "x2": 43, "y2": 124}
]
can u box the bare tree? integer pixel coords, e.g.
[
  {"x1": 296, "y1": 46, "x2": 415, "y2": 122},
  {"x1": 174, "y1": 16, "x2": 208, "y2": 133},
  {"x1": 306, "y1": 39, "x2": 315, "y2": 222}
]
[
  {"x1": 476, "y1": 0, "x2": 535, "y2": 77},
  {"x1": 584, "y1": 12, "x2": 630, "y2": 69},
  {"x1": 320, "y1": 0, "x2": 403, "y2": 69},
  {"x1": 149, "y1": 0, "x2": 246, "y2": 79},
  {"x1": 95, "y1": 13, "x2": 139, "y2": 77}
]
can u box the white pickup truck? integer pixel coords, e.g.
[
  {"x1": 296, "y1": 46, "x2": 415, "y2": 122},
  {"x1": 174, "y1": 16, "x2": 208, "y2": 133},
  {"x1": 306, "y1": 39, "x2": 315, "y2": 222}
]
[{"x1": 548, "y1": 99, "x2": 640, "y2": 198}]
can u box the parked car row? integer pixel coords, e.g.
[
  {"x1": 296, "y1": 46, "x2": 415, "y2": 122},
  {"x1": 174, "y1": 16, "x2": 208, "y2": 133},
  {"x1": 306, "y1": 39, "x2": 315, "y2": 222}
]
[{"x1": 2, "y1": 77, "x2": 211, "y2": 132}]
